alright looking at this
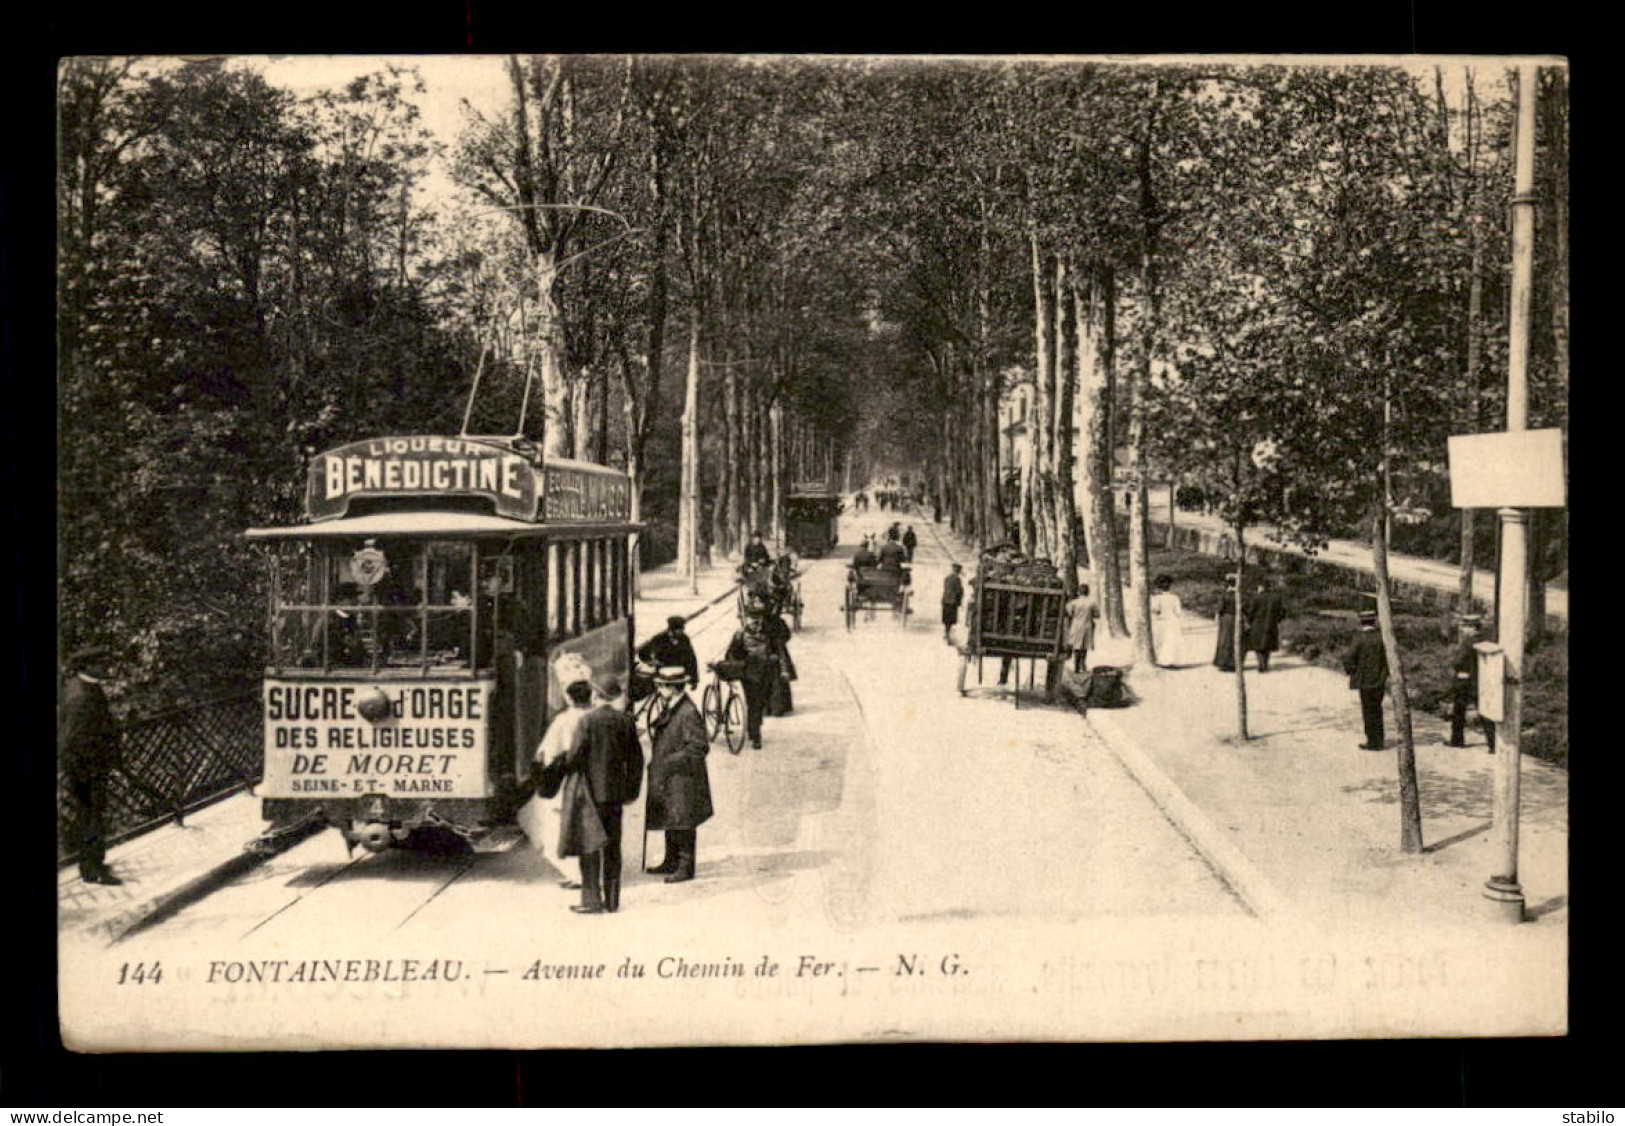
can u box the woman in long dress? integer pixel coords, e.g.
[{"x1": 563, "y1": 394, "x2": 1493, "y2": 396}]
[
  {"x1": 1213, "y1": 574, "x2": 1240, "y2": 671},
  {"x1": 1150, "y1": 573, "x2": 1185, "y2": 668}
]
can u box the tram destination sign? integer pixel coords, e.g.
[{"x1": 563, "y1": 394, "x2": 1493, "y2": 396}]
[
  {"x1": 543, "y1": 462, "x2": 632, "y2": 521},
  {"x1": 307, "y1": 436, "x2": 541, "y2": 521}
]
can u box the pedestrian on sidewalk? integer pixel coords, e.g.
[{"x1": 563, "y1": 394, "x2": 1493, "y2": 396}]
[
  {"x1": 902, "y1": 525, "x2": 918, "y2": 562},
  {"x1": 1342, "y1": 609, "x2": 1389, "y2": 750},
  {"x1": 59, "y1": 646, "x2": 124, "y2": 886},
  {"x1": 1214, "y1": 574, "x2": 1241, "y2": 672},
  {"x1": 1446, "y1": 613, "x2": 1496, "y2": 753},
  {"x1": 941, "y1": 563, "x2": 965, "y2": 645},
  {"x1": 765, "y1": 606, "x2": 796, "y2": 717},
  {"x1": 1244, "y1": 575, "x2": 1288, "y2": 673},
  {"x1": 644, "y1": 666, "x2": 712, "y2": 883},
  {"x1": 1150, "y1": 574, "x2": 1186, "y2": 668},
  {"x1": 550, "y1": 678, "x2": 643, "y2": 914},
  {"x1": 533, "y1": 670, "x2": 595, "y2": 884},
  {"x1": 726, "y1": 605, "x2": 779, "y2": 749},
  {"x1": 1064, "y1": 583, "x2": 1101, "y2": 675}
]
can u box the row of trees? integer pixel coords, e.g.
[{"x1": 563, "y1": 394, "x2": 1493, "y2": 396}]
[{"x1": 60, "y1": 57, "x2": 1566, "y2": 852}]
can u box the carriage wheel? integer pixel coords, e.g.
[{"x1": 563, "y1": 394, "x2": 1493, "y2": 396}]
[
  {"x1": 723, "y1": 689, "x2": 747, "y2": 755},
  {"x1": 634, "y1": 692, "x2": 657, "y2": 741},
  {"x1": 844, "y1": 586, "x2": 856, "y2": 631},
  {"x1": 792, "y1": 590, "x2": 803, "y2": 632},
  {"x1": 956, "y1": 652, "x2": 970, "y2": 696},
  {"x1": 900, "y1": 588, "x2": 912, "y2": 625},
  {"x1": 701, "y1": 681, "x2": 723, "y2": 742}
]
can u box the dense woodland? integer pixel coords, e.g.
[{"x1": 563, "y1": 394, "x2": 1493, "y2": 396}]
[{"x1": 59, "y1": 57, "x2": 1568, "y2": 740}]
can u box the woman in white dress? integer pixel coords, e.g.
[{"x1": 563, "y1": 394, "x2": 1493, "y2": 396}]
[{"x1": 1150, "y1": 573, "x2": 1186, "y2": 668}]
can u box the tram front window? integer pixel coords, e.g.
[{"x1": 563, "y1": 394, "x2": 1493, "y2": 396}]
[{"x1": 269, "y1": 540, "x2": 488, "y2": 674}]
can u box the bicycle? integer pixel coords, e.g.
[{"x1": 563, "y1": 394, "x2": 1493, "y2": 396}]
[{"x1": 700, "y1": 660, "x2": 748, "y2": 755}]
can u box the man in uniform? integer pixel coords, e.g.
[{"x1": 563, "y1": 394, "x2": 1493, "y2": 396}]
[
  {"x1": 726, "y1": 604, "x2": 780, "y2": 749},
  {"x1": 59, "y1": 647, "x2": 123, "y2": 885},
  {"x1": 637, "y1": 615, "x2": 699, "y2": 690},
  {"x1": 645, "y1": 666, "x2": 713, "y2": 883},
  {"x1": 1342, "y1": 608, "x2": 1389, "y2": 750},
  {"x1": 1445, "y1": 613, "x2": 1496, "y2": 752},
  {"x1": 553, "y1": 677, "x2": 644, "y2": 914}
]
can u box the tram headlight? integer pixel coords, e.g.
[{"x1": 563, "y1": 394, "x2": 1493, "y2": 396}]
[{"x1": 357, "y1": 688, "x2": 393, "y2": 723}]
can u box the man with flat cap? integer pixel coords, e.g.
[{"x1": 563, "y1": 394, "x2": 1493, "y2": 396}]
[
  {"x1": 644, "y1": 665, "x2": 712, "y2": 882},
  {"x1": 59, "y1": 647, "x2": 123, "y2": 884},
  {"x1": 637, "y1": 615, "x2": 699, "y2": 690},
  {"x1": 552, "y1": 677, "x2": 644, "y2": 913},
  {"x1": 1446, "y1": 613, "x2": 1496, "y2": 753},
  {"x1": 1342, "y1": 607, "x2": 1389, "y2": 750}
]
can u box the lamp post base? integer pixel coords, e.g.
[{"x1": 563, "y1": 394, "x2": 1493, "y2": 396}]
[{"x1": 1483, "y1": 877, "x2": 1527, "y2": 923}]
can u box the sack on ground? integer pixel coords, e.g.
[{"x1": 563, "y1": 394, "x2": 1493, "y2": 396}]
[{"x1": 1082, "y1": 666, "x2": 1131, "y2": 708}]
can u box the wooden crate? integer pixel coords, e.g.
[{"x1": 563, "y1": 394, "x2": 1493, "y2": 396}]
[{"x1": 969, "y1": 582, "x2": 1067, "y2": 657}]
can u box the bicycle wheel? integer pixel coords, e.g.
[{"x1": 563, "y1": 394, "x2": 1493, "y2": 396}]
[
  {"x1": 701, "y1": 680, "x2": 723, "y2": 742},
  {"x1": 723, "y1": 688, "x2": 747, "y2": 754}
]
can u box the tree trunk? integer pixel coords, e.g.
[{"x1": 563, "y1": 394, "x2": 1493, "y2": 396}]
[
  {"x1": 536, "y1": 254, "x2": 571, "y2": 457},
  {"x1": 1078, "y1": 264, "x2": 1127, "y2": 635},
  {"x1": 679, "y1": 319, "x2": 700, "y2": 588},
  {"x1": 1232, "y1": 514, "x2": 1250, "y2": 741},
  {"x1": 1029, "y1": 232, "x2": 1054, "y2": 560},
  {"x1": 1458, "y1": 217, "x2": 1484, "y2": 611},
  {"x1": 721, "y1": 366, "x2": 739, "y2": 560},
  {"x1": 1127, "y1": 78, "x2": 1161, "y2": 667},
  {"x1": 770, "y1": 400, "x2": 784, "y2": 548},
  {"x1": 1373, "y1": 503, "x2": 1424, "y2": 853}
]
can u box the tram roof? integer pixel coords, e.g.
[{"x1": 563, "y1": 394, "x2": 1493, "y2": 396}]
[{"x1": 244, "y1": 511, "x2": 637, "y2": 541}]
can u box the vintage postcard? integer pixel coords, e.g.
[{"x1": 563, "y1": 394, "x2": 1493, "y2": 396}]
[{"x1": 56, "y1": 53, "x2": 1568, "y2": 1049}]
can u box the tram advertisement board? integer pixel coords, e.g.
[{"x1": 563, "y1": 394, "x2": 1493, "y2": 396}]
[
  {"x1": 307, "y1": 436, "x2": 541, "y2": 521},
  {"x1": 261, "y1": 679, "x2": 496, "y2": 798}
]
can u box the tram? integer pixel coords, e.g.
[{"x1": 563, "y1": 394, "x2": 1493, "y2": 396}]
[
  {"x1": 244, "y1": 435, "x2": 639, "y2": 853},
  {"x1": 784, "y1": 483, "x2": 842, "y2": 558}
]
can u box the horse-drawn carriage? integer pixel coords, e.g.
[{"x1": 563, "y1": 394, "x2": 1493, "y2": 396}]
[{"x1": 844, "y1": 564, "x2": 912, "y2": 630}]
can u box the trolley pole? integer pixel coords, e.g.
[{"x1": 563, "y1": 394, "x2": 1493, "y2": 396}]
[{"x1": 1484, "y1": 64, "x2": 1538, "y2": 923}]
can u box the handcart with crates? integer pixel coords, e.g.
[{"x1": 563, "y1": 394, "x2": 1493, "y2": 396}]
[{"x1": 955, "y1": 554, "x2": 1069, "y2": 706}]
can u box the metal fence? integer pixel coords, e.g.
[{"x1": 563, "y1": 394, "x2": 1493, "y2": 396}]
[{"x1": 57, "y1": 691, "x2": 261, "y2": 867}]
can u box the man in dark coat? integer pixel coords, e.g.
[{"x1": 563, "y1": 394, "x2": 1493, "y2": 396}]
[
  {"x1": 644, "y1": 666, "x2": 712, "y2": 882},
  {"x1": 637, "y1": 616, "x2": 699, "y2": 689},
  {"x1": 877, "y1": 534, "x2": 907, "y2": 571},
  {"x1": 726, "y1": 608, "x2": 780, "y2": 748},
  {"x1": 59, "y1": 647, "x2": 123, "y2": 884},
  {"x1": 743, "y1": 529, "x2": 772, "y2": 569},
  {"x1": 1342, "y1": 609, "x2": 1389, "y2": 750},
  {"x1": 902, "y1": 526, "x2": 918, "y2": 562},
  {"x1": 550, "y1": 677, "x2": 644, "y2": 913},
  {"x1": 941, "y1": 563, "x2": 964, "y2": 644},
  {"x1": 852, "y1": 541, "x2": 879, "y2": 569},
  {"x1": 764, "y1": 609, "x2": 797, "y2": 717},
  {"x1": 1446, "y1": 614, "x2": 1496, "y2": 752},
  {"x1": 1244, "y1": 576, "x2": 1288, "y2": 673}
]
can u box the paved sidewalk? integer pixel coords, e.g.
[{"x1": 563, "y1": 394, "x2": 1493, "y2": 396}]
[
  {"x1": 923, "y1": 509, "x2": 1567, "y2": 934},
  {"x1": 59, "y1": 559, "x2": 746, "y2": 941}
]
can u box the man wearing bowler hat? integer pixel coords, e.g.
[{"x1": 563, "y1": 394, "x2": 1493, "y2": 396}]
[
  {"x1": 1446, "y1": 613, "x2": 1496, "y2": 753},
  {"x1": 1342, "y1": 607, "x2": 1389, "y2": 750},
  {"x1": 644, "y1": 665, "x2": 712, "y2": 882},
  {"x1": 59, "y1": 646, "x2": 123, "y2": 884}
]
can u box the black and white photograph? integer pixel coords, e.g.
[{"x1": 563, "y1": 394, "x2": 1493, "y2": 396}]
[{"x1": 55, "y1": 53, "x2": 1568, "y2": 1049}]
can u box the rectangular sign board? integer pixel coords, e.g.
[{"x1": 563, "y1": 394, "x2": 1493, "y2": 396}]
[
  {"x1": 1447, "y1": 428, "x2": 1566, "y2": 508},
  {"x1": 262, "y1": 679, "x2": 494, "y2": 797},
  {"x1": 1475, "y1": 642, "x2": 1506, "y2": 723}
]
